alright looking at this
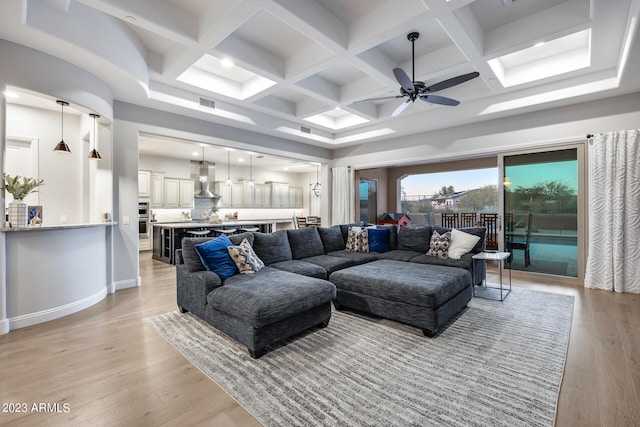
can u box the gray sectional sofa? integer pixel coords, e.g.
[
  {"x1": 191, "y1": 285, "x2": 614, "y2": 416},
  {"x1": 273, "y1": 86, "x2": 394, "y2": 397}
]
[{"x1": 176, "y1": 224, "x2": 486, "y2": 358}]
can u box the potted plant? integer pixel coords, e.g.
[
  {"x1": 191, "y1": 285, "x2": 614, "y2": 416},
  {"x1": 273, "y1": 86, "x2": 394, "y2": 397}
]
[{"x1": 2, "y1": 174, "x2": 44, "y2": 227}]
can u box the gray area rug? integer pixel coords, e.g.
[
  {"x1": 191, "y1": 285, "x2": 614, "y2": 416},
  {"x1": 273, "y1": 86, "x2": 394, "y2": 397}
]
[{"x1": 145, "y1": 289, "x2": 574, "y2": 427}]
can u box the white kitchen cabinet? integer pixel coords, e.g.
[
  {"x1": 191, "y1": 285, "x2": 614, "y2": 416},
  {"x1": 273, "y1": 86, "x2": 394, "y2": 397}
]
[
  {"x1": 179, "y1": 179, "x2": 194, "y2": 207},
  {"x1": 289, "y1": 187, "x2": 303, "y2": 208},
  {"x1": 163, "y1": 178, "x2": 194, "y2": 208},
  {"x1": 214, "y1": 182, "x2": 232, "y2": 208},
  {"x1": 254, "y1": 184, "x2": 271, "y2": 208},
  {"x1": 163, "y1": 178, "x2": 180, "y2": 207},
  {"x1": 230, "y1": 182, "x2": 244, "y2": 207},
  {"x1": 138, "y1": 170, "x2": 151, "y2": 197},
  {"x1": 268, "y1": 182, "x2": 289, "y2": 208},
  {"x1": 150, "y1": 172, "x2": 164, "y2": 207}
]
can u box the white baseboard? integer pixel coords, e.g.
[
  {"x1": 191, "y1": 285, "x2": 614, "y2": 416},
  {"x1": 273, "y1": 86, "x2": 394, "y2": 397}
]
[
  {"x1": 9, "y1": 287, "x2": 107, "y2": 331},
  {"x1": 0, "y1": 318, "x2": 10, "y2": 335},
  {"x1": 109, "y1": 278, "x2": 139, "y2": 294}
]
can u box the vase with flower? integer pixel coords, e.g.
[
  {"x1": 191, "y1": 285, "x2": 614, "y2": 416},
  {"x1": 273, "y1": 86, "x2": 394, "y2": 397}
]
[{"x1": 2, "y1": 174, "x2": 44, "y2": 228}]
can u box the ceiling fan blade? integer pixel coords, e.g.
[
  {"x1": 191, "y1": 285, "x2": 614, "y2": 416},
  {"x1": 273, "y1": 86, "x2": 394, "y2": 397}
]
[
  {"x1": 419, "y1": 95, "x2": 460, "y2": 106},
  {"x1": 391, "y1": 99, "x2": 412, "y2": 117},
  {"x1": 393, "y1": 68, "x2": 415, "y2": 93},
  {"x1": 354, "y1": 95, "x2": 403, "y2": 103},
  {"x1": 426, "y1": 71, "x2": 480, "y2": 93}
]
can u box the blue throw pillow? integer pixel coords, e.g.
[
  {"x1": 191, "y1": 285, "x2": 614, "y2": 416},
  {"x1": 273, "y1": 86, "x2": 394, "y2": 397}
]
[
  {"x1": 367, "y1": 227, "x2": 391, "y2": 253},
  {"x1": 194, "y1": 235, "x2": 238, "y2": 280}
]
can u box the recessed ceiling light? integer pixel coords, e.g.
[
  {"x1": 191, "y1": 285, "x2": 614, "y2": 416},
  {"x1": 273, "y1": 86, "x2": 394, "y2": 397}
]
[
  {"x1": 125, "y1": 15, "x2": 136, "y2": 22},
  {"x1": 238, "y1": 158, "x2": 244, "y2": 162},
  {"x1": 3, "y1": 90, "x2": 19, "y2": 98},
  {"x1": 221, "y1": 58, "x2": 234, "y2": 68},
  {"x1": 192, "y1": 151, "x2": 199, "y2": 157},
  {"x1": 283, "y1": 167, "x2": 289, "y2": 171},
  {"x1": 534, "y1": 41, "x2": 545, "y2": 48}
]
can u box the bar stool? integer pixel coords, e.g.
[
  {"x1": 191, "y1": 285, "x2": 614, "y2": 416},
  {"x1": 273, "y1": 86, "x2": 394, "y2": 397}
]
[
  {"x1": 214, "y1": 228, "x2": 237, "y2": 236},
  {"x1": 187, "y1": 229, "x2": 211, "y2": 237},
  {"x1": 238, "y1": 226, "x2": 259, "y2": 233}
]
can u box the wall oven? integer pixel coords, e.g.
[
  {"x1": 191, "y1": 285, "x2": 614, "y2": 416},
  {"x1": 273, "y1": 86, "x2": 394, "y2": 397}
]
[{"x1": 139, "y1": 201, "x2": 150, "y2": 239}]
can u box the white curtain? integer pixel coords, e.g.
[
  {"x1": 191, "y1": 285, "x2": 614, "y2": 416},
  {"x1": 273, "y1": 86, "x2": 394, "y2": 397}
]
[
  {"x1": 585, "y1": 129, "x2": 640, "y2": 293},
  {"x1": 331, "y1": 166, "x2": 354, "y2": 225}
]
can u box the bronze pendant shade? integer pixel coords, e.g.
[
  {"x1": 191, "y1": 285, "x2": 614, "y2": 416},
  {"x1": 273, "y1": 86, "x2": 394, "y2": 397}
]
[
  {"x1": 88, "y1": 113, "x2": 101, "y2": 160},
  {"x1": 54, "y1": 100, "x2": 71, "y2": 153}
]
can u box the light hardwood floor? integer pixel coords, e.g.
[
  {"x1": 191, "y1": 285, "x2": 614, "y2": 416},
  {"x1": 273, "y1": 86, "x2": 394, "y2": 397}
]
[{"x1": 1, "y1": 252, "x2": 639, "y2": 426}]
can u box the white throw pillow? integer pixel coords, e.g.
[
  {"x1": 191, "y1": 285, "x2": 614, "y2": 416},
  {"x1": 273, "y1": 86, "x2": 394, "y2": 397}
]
[{"x1": 447, "y1": 228, "x2": 481, "y2": 260}]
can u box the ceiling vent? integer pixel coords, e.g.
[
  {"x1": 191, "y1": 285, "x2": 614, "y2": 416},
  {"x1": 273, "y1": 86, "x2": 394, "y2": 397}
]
[
  {"x1": 300, "y1": 126, "x2": 311, "y2": 134},
  {"x1": 199, "y1": 97, "x2": 216, "y2": 109}
]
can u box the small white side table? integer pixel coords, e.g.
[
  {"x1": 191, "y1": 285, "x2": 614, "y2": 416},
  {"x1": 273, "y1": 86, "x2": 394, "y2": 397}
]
[{"x1": 472, "y1": 251, "x2": 512, "y2": 301}]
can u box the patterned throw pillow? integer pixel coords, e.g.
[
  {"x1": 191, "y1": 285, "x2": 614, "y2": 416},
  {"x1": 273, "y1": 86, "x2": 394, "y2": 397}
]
[
  {"x1": 345, "y1": 227, "x2": 369, "y2": 253},
  {"x1": 227, "y1": 238, "x2": 265, "y2": 274},
  {"x1": 427, "y1": 230, "x2": 451, "y2": 259}
]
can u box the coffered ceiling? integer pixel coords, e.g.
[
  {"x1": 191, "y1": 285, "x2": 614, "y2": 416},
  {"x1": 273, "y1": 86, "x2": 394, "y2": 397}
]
[{"x1": 1, "y1": 0, "x2": 639, "y2": 151}]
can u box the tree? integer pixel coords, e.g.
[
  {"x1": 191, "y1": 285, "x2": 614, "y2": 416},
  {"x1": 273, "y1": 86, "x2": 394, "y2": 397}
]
[
  {"x1": 457, "y1": 185, "x2": 498, "y2": 212},
  {"x1": 506, "y1": 179, "x2": 576, "y2": 214},
  {"x1": 433, "y1": 185, "x2": 455, "y2": 198}
]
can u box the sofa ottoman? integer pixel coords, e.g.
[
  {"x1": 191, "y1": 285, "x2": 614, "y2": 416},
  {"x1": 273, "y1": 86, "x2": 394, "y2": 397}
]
[
  {"x1": 206, "y1": 267, "x2": 336, "y2": 358},
  {"x1": 329, "y1": 259, "x2": 472, "y2": 337}
]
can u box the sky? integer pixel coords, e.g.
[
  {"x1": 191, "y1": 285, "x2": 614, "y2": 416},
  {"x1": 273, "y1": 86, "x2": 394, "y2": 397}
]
[
  {"x1": 401, "y1": 168, "x2": 498, "y2": 197},
  {"x1": 505, "y1": 160, "x2": 578, "y2": 190}
]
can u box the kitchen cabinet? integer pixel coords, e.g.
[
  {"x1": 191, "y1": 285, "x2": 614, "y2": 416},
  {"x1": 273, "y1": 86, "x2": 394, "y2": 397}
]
[
  {"x1": 214, "y1": 182, "x2": 232, "y2": 208},
  {"x1": 179, "y1": 179, "x2": 195, "y2": 207},
  {"x1": 230, "y1": 182, "x2": 244, "y2": 208},
  {"x1": 268, "y1": 182, "x2": 289, "y2": 208},
  {"x1": 289, "y1": 187, "x2": 303, "y2": 208},
  {"x1": 163, "y1": 178, "x2": 194, "y2": 208},
  {"x1": 254, "y1": 184, "x2": 271, "y2": 208},
  {"x1": 138, "y1": 170, "x2": 151, "y2": 197},
  {"x1": 150, "y1": 172, "x2": 164, "y2": 207}
]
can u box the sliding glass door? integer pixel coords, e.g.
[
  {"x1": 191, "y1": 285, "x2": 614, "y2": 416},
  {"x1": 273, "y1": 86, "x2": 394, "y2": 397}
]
[{"x1": 503, "y1": 148, "x2": 580, "y2": 277}]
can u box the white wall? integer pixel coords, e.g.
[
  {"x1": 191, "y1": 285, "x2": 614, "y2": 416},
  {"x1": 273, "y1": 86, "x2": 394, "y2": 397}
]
[{"x1": 6, "y1": 104, "x2": 83, "y2": 224}]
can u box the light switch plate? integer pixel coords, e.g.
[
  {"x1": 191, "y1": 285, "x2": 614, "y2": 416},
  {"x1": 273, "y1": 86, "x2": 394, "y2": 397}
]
[
  {"x1": 123, "y1": 215, "x2": 130, "y2": 225},
  {"x1": 60, "y1": 214, "x2": 68, "y2": 223}
]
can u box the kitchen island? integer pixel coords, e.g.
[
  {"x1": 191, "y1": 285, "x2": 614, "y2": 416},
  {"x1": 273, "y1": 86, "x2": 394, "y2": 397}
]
[{"x1": 152, "y1": 220, "x2": 275, "y2": 264}]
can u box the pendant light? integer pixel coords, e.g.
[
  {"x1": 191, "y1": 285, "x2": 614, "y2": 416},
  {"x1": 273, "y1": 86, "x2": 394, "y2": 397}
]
[
  {"x1": 88, "y1": 113, "x2": 102, "y2": 160},
  {"x1": 248, "y1": 154, "x2": 254, "y2": 187},
  {"x1": 225, "y1": 150, "x2": 232, "y2": 186},
  {"x1": 54, "y1": 100, "x2": 71, "y2": 153},
  {"x1": 199, "y1": 146, "x2": 208, "y2": 184},
  {"x1": 312, "y1": 163, "x2": 321, "y2": 197}
]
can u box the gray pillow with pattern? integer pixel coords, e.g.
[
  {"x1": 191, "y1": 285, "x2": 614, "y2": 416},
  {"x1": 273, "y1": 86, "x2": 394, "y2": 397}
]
[
  {"x1": 227, "y1": 238, "x2": 265, "y2": 274},
  {"x1": 427, "y1": 230, "x2": 451, "y2": 259}
]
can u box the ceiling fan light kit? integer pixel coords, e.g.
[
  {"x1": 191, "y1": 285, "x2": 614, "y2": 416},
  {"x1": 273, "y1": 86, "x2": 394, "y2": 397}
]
[{"x1": 364, "y1": 31, "x2": 480, "y2": 117}]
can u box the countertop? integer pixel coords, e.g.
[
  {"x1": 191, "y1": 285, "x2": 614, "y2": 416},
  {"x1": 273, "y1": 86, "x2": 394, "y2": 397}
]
[
  {"x1": 151, "y1": 220, "x2": 281, "y2": 229},
  {"x1": 0, "y1": 222, "x2": 118, "y2": 232},
  {"x1": 151, "y1": 218, "x2": 292, "y2": 228}
]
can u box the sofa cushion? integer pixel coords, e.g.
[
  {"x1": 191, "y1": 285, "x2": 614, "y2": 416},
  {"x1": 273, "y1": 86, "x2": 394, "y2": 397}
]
[
  {"x1": 194, "y1": 235, "x2": 238, "y2": 280},
  {"x1": 397, "y1": 226, "x2": 432, "y2": 253},
  {"x1": 227, "y1": 238, "x2": 264, "y2": 274},
  {"x1": 270, "y1": 259, "x2": 327, "y2": 279},
  {"x1": 252, "y1": 230, "x2": 292, "y2": 265},
  {"x1": 434, "y1": 226, "x2": 486, "y2": 254},
  {"x1": 410, "y1": 252, "x2": 475, "y2": 270},
  {"x1": 229, "y1": 232, "x2": 255, "y2": 247},
  {"x1": 287, "y1": 227, "x2": 324, "y2": 259},
  {"x1": 329, "y1": 260, "x2": 471, "y2": 309},
  {"x1": 345, "y1": 227, "x2": 369, "y2": 252},
  {"x1": 447, "y1": 229, "x2": 481, "y2": 260},
  {"x1": 328, "y1": 249, "x2": 378, "y2": 265},
  {"x1": 367, "y1": 227, "x2": 391, "y2": 253},
  {"x1": 209, "y1": 267, "x2": 336, "y2": 328},
  {"x1": 317, "y1": 226, "x2": 345, "y2": 253},
  {"x1": 181, "y1": 237, "x2": 214, "y2": 272},
  {"x1": 376, "y1": 249, "x2": 424, "y2": 262},
  {"x1": 427, "y1": 230, "x2": 451, "y2": 259},
  {"x1": 301, "y1": 254, "x2": 355, "y2": 274}
]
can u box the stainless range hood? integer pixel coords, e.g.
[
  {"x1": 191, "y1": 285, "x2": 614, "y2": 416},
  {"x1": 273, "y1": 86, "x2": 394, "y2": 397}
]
[{"x1": 191, "y1": 160, "x2": 221, "y2": 199}]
